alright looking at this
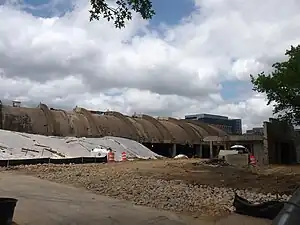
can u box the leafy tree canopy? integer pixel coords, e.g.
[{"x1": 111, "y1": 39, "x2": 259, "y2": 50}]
[
  {"x1": 89, "y1": 0, "x2": 155, "y2": 28},
  {"x1": 251, "y1": 45, "x2": 300, "y2": 125}
]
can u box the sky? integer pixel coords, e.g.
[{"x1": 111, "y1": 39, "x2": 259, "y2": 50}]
[{"x1": 0, "y1": 0, "x2": 300, "y2": 132}]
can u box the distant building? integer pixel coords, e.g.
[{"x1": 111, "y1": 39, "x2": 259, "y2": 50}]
[
  {"x1": 246, "y1": 127, "x2": 264, "y2": 135},
  {"x1": 185, "y1": 113, "x2": 242, "y2": 134}
]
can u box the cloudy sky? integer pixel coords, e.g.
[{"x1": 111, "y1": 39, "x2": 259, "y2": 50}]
[{"x1": 0, "y1": 0, "x2": 300, "y2": 131}]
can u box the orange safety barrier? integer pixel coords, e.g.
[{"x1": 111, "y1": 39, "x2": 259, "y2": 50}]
[
  {"x1": 121, "y1": 152, "x2": 127, "y2": 161},
  {"x1": 249, "y1": 154, "x2": 256, "y2": 166},
  {"x1": 107, "y1": 151, "x2": 115, "y2": 162}
]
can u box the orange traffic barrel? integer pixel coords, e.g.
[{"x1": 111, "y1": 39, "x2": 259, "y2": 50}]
[
  {"x1": 249, "y1": 155, "x2": 256, "y2": 165},
  {"x1": 121, "y1": 152, "x2": 127, "y2": 161},
  {"x1": 107, "y1": 151, "x2": 115, "y2": 162}
]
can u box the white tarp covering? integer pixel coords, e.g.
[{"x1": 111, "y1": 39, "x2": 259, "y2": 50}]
[
  {"x1": 174, "y1": 154, "x2": 188, "y2": 159},
  {"x1": 75, "y1": 136, "x2": 161, "y2": 161},
  {"x1": 230, "y1": 145, "x2": 246, "y2": 149},
  {"x1": 218, "y1": 150, "x2": 239, "y2": 159},
  {"x1": 0, "y1": 129, "x2": 161, "y2": 161},
  {"x1": 91, "y1": 147, "x2": 109, "y2": 158}
]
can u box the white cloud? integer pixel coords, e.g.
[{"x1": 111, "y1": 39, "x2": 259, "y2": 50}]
[
  {"x1": 231, "y1": 58, "x2": 267, "y2": 80},
  {"x1": 0, "y1": 0, "x2": 300, "y2": 131}
]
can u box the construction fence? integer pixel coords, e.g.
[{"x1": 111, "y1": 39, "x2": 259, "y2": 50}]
[{"x1": 0, "y1": 156, "x2": 107, "y2": 167}]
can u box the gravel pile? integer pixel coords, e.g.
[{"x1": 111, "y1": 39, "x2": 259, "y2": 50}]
[{"x1": 6, "y1": 164, "x2": 292, "y2": 217}]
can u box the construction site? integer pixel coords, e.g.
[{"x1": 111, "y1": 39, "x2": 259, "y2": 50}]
[{"x1": 0, "y1": 101, "x2": 300, "y2": 225}]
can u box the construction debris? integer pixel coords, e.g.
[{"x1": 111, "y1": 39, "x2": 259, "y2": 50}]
[{"x1": 203, "y1": 158, "x2": 230, "y2": 167}]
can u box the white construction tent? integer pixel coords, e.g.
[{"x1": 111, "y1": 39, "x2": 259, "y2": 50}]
[{"x1": 0, "y1": 129, "x2": 161, "y2": 161}]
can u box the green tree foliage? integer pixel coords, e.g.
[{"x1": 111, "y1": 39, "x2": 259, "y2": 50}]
[
  {"x1": 89, "y1": 0, "x2": 155, "y2": 28},
  {"x1": 251, "y1": 45, "x2": 300, "y2": 125}
]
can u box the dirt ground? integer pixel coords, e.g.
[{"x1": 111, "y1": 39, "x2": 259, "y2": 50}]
[
  {"x1": 7, "y1": 158, "x2": 300, "y2": 195},
  {"x1": 0, "y1": 172, "x2": 271, "y2": 225},
  {"x1": 129, "y1": 159, "x2": 300, "y2": 194},
  {"x1": 2, "y1": 158, "x2": 300, "y2": 218}
]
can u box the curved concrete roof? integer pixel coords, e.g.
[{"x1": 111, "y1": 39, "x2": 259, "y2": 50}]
[{"x1": 0, "y1": 104, "x2": 227, "y2": 144}]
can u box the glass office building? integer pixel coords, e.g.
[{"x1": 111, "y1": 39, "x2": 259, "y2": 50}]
[{"x1": 185, "y1": 113, "x2": 242, "y2": 134}]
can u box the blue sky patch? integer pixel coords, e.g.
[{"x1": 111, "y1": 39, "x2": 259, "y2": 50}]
[
  {"x1": 24, "y1": 0, "x2": 49, "y2": 6},
  {"x1": 150, "y1": 0, "x2": 196, "y2": 26},
  {"x1": 221, "y1": 80, "x2": 253, "y2": 102},
  {"x1": 104, "y1": 90, "x2": 123, "y2": 97},
  {"x1": 18, "y1": 0, "x2": 73, "y2": 17}
]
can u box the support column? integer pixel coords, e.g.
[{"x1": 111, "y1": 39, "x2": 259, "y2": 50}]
[
  {"x1": 216, "y1": 145, "x2": 221, "y2": 157},
  {"x1": 263, "y1": 122, "x2": 269, "y2": 165},
  {"x1": 169, "y1": 144, "x2": 177, "y2": 158},
  {"x1": 225, "y1": 143, "x2": 230, "y2": 150},
  {"x1": 209, "y1": 141, "x2": 213, "y2": 159},
  {"x1": 195, "y1": 144, "x2": 203, "y2": 158}
]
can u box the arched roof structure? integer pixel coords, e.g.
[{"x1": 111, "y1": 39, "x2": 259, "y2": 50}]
[{"x1": 0, "y1": 104, "x2": 227, "y2": 144}]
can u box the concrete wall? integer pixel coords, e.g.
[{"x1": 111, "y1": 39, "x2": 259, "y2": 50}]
[
  {"x1": 253, "y1": 142, "x2": 264, "y2": 165},
  {"x1": 263, "y1": 119, "x2": 297, "y2": 164}
]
